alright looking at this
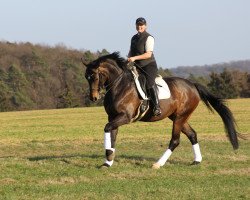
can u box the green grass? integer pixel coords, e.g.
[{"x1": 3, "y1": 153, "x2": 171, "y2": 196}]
[{"x1": 0, "y1": 99, "x2": 249, "y2": 200}]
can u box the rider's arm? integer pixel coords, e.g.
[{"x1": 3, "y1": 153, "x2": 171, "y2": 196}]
[{"x1": 128, "y1": 36, "x2": 154, "y2": 62}]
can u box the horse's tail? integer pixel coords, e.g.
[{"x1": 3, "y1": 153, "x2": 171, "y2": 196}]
[{"x1": 194, "y1": 82, "x2": 239, "y2": 150}]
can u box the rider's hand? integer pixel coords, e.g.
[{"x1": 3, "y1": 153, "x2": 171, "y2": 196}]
[{"x1": 127, "y1": 57, "x2": 136, "y2": 62}]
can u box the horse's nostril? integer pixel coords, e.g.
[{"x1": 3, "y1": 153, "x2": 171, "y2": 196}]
[{"x1": 93, "y1": 97, "x2": 97, "y2": 102}]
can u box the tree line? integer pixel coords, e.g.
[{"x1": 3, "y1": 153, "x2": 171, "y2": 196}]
[{"x1": 0, "y1": 41, "x2": 249, "y2": 112}]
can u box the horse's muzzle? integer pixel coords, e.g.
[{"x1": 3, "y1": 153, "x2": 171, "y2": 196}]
[
  {"x1": 89, "y1": 91, "x2": 100, "y2": 102},
  {"x1": 90, "y1": 96, "x2": 98, "y2": 102}
]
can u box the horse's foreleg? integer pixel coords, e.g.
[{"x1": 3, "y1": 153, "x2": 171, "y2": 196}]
[
  {"x1": 181, "y1": 123, "x2": 202, "y2": 164},
  {"x1": 153, "y1": 119, "x2": 182, "y2": 169},
  {"x1": 102, "y1": 113, "x2": 129, "y2": 167},
  {"x1": 103, "y1": 129, "x2": 118, "y2": 167}
]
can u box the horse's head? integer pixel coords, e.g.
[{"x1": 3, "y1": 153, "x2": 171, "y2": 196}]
[
  {"x1": 83, "y1": 63, "x2": 102, "y2": 102},
  {"x1": 83, "y1": 52, "x2": 127, "y2": 102}
]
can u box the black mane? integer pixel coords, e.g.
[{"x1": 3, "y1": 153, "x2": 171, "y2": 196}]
[{"x1": 88, "y1": 52, "x2": 128, "y2": 71}]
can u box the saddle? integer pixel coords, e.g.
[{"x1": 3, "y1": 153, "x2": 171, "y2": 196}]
[
  {"x1": 129, "y1": 65, "x2": 171, "y2": 122},
  {"x1": 130, "y1": 66, "x2": 171, "y2": 100}
]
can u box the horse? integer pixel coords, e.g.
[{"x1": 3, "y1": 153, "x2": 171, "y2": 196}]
[{"x1": 82, "y1": 52, "x2": 239, "y2": 169}]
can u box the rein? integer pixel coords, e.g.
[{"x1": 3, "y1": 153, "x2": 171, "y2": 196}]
[{"x1": 103, "y1": 71, "x2": 124, "y2": 95}]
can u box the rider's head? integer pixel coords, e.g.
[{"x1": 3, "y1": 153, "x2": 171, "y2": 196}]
[
  {"x1": 135, "y1": 17, "x2": 147, "y2": 33},
  {"x1": 136, "y1": 17, "x2": 147, "y2": 26}
]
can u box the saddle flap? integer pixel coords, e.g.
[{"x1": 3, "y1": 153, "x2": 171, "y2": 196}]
[{"x1": 131, "y1": 67, "x2": 171, "y2": 100}]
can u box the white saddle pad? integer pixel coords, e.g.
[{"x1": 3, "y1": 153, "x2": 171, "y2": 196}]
[
  {"x1": 155, "y1": 76, "x2": 171, "y2": 99},
  {"x1": 131, "y1": 70, "x2": 171, "y2": 100}
]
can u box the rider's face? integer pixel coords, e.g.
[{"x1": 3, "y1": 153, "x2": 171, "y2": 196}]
[{"x1": 136, "y1": 24, "x2": 147, "y2": 33}]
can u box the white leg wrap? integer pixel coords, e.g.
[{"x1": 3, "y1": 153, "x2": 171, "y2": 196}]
[
  {"x1": 104, "y1": 132, "x2": 115, "y2": 166},
  {"x1": 105, "y1": 159, "x2": 114, "y2": 166},
  {"x1": 156, "y1": 149, "x2": 172, "y2": 166},
  {"x1": 104, "y1": 132, "x2": 112, "y2": 149},
  {"x1": 192, "y1": 143, "x2": 202, "y2": 162}
]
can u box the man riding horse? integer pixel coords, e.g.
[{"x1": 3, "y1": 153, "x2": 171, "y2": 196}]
[
  {"x1": 127, "y1": 17, "x2": 161, "y2": 116},
  {"x1": 83, "y1": 18, "x2": 239, "y2": 169}
]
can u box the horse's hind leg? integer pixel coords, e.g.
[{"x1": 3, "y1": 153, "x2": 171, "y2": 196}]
[
  {"x1": 153, "y1": 118, "x2": 184, "y2": 169},
  {"x1": 182, "y1": 123, "x2": 202, "y2": 164}
]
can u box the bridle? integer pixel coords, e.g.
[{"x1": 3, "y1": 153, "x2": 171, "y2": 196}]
[{"x1": 86, "y1": 66, "x2": 124, "y2": 97}]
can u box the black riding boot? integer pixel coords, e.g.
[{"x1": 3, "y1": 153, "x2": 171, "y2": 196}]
[{"x1": 149, "y1": 85, "x2": 162, "y2": 116}]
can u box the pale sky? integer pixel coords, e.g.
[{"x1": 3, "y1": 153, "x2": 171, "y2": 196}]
[{"x1": 0, "y1": 0, "x2": 249, "y2": 68}]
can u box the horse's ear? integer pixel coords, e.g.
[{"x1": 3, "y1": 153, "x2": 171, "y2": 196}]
[{"x1": 81, "y1": 57, "x2": 88, "y2": 67}]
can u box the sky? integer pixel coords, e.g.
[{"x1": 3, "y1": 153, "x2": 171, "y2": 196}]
[{"x1": 0, "y1": 0, "x2": 249, "y2": 68}]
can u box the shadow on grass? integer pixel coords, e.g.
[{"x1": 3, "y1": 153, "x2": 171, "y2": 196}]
[
  {"x1": 118, "y1": 154, "x2": 156, "y2": 162},
  {"x1": 27, "y1": 154, "x2": 103, "y2": 161},
  {"x1": 28, "y1": 154, "x2": 104, "y2": 168},
  {"x1": 168, "y1": 160, "x2": 195, "y2": 166},
  {"x1": 27, "y1": 154, "x2": 192, "y2": 167},
  {"x1": 118, "y1": 154, "x2": 192, "y2": 166},
  {"x1": 28, "y1": 154, "x2": 157, "y2": 162}
]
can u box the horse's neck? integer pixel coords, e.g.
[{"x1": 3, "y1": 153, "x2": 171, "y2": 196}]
[
  {"x1": 105, "y1": 65, "x2": 132, "y2": 94},
  {"x1": 107, "y1": 67, "x2": 122, "y2": 82}
]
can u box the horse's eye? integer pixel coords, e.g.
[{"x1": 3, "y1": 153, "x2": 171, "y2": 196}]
[{"x1": 86, "y1": 73, "x2": 95, "y2": 81}]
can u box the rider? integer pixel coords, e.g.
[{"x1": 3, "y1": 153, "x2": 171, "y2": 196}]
[{"x1": 127, "y1": 17, "x2": 161, "y2": 116}]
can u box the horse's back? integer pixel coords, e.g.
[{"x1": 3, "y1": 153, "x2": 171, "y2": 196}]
[
  {"x1": 162, "y1": 76, "x2": 200, "y2": 112},
  {"x1": 163, "y1": 76, "x2": 199, "y2": 95},
  {"x1": 163, "y1": 76, "x2": 194, "y2": 87}
]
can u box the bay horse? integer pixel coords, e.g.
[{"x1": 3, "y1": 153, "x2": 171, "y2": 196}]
[{"x1": 83, "y1": 52, "x2": 239, "y2": 169}]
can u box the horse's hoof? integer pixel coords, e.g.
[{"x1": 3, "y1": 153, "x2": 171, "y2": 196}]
[
  {"x1": 191, "y1": 161, "x2": 201, "y2": 165},
  {"x1": 152, "y1": 163, "x2": 161, "y2": 169},
  {"x1": 99, "y1": 163, "x2": 111, "y2": 169}
]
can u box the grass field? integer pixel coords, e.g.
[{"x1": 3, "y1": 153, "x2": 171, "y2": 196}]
[{"x1": 0, "y1": 99, "x2": 249, "y2": 200}]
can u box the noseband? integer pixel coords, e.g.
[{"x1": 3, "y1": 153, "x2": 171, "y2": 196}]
[{"x1": 86, "y1": 66, "x2": 124, "y2": 96}]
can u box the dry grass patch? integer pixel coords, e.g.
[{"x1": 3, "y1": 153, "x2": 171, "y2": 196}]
[
  {"x1": 216, "y1": 167, "x2": 250, "y2": 175},
  {"x1": 0, "y1": 178, "x2": 17, "y2": 185}
]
